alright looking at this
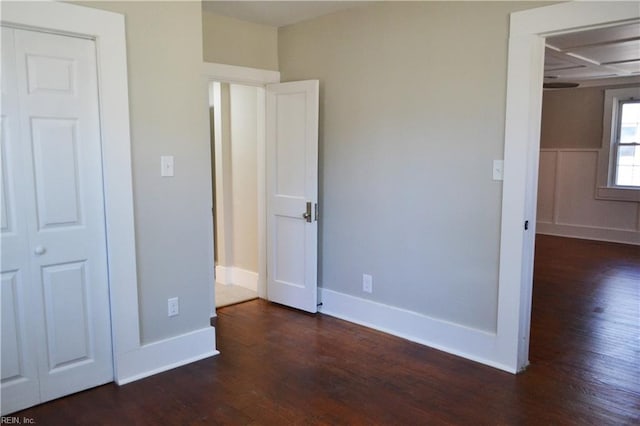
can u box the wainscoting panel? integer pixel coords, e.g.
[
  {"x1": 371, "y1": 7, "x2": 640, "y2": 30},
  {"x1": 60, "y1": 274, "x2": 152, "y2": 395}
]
[{"x1": 537, "y1": 149, "x2": 639, "y2": 245}]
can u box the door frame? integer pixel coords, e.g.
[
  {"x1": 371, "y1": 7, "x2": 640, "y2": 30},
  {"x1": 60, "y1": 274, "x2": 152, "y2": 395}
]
[
  {"x1": 202, "y1": 62, "x2": 280, "y2": 315},
  {"x1": 2, "y1": 2, "x2": 140, "y2": 383},
  {"x1": 497, "y1": 1, "x2": 640, "y2": 372}
]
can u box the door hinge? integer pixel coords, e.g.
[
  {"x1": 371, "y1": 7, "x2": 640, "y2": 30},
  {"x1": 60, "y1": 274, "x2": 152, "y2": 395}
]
[{"x1": 524, "y1": 220, "x2": 529, "y2": 230}]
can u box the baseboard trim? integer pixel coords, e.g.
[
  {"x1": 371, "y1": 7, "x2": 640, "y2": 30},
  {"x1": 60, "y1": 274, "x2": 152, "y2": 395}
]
[
  {"x1": 536, "y1": 222, "x2": 639, "y2": 245},
  {"x1": 215, "y1": 265, "x2": 258, "y2": 291},
  {"x1": 319, "y1": 288, "x2": 515, "y2": 373},
  {"x1": 115, "y1": 327, "x2": 218, "y2": 385}
]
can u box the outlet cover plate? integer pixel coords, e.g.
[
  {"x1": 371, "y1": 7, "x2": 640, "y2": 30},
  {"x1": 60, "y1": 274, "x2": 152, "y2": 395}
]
[{"x1": 362, "y1": 274, "x2": 373, "y2": 293}]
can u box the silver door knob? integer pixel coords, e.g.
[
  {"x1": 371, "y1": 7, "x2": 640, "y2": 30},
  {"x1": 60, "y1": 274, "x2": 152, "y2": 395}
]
[
  {"x1": 34, "y1": 246, "x2": 46, "y2": 255},
  {"x1": 303, "y1": 201, "x2": 312, "y2": 223}
]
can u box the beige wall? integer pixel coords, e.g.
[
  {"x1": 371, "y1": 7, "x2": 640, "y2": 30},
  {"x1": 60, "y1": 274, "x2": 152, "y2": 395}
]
[
  {"x1": 212, "y1": 84, "x2": 259, "y2": 274},
  {"x1": 76, "y1": 1, "x2": 213, "y2": 343},
  {"x1": 202, "y1": 11, "x2": 278, "y2": 71},
  {"x1": 213, "y1": 83, "x2": 233, "y2": 267},
  {"x1": 279, "y1": 1, "x2": 542, "y2": 332},
  {"x1": 540, "y1": 87, "x2": 604, "y2": 149},
  {"x1": 229, "y1": 85, "x2": 259, "y2": 272},
  {"x1": 540, "y1": 84, "x2": 639, "y2": 149}
]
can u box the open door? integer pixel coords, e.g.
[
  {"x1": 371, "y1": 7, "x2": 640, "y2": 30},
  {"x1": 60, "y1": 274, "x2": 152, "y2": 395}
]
[{"x1": 266, "y1": 80, "x2": 319, "y2": 313}]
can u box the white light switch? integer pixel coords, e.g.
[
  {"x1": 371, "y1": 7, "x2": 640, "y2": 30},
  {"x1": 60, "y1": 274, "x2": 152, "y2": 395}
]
[
  {"x1": 161, "y1": 155, "x2": 174, "y2": 177},
  {"x1": 493, "y1": 160, "x2": 504, "y2": 181}
]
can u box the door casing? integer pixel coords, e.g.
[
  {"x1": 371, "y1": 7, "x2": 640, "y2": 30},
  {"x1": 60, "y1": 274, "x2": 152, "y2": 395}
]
[{"x1": 202, "y1": 62, "x2": 280, "y2": 315}]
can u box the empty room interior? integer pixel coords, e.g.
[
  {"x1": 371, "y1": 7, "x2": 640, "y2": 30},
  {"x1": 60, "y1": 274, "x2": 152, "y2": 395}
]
[{"x1": 1, "y1": 1, "x2": 638, "y2": 423}]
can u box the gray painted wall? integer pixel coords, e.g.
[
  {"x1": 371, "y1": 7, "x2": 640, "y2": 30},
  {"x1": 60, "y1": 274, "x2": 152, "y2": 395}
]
[
  {"x1": 278, "y1": 1, "x2": 543, "y2": 332},
  {"x1": 202, "y1": 11, "x2": 279, "y2": 71},
  {"x1": 77, "y1": 1, "x2": 213, "y2": 343}
]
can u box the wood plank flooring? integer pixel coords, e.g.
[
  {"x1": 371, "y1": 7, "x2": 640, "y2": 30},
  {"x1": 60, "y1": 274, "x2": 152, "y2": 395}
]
[{"x1": 11, "y1": 235, "x2": 640, "y2": 424}]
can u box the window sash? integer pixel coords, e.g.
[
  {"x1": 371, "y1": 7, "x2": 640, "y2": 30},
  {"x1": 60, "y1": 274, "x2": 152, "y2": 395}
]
[{"x1": 613, "y1": 99, "x2": 640, "y2": 187}]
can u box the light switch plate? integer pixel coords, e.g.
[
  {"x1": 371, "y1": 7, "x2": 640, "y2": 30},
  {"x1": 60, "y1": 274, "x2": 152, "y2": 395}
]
[
  {"x1": 493, "y1": 160, "x2": 504, "y2": 181},
  {"x1": 161, "y1": 155, "x2": 174, "y2": 177},
  {"x1": 362, "y1": 274, "x2": 373, "y2": 293}
]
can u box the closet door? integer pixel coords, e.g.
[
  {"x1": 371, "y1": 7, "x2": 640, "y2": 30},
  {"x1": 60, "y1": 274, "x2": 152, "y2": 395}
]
[
  {"x1": 1, "y1": 26, "x2": 41, "y2": 415},
  {"x1": 1, "y1": 27, "x2": 113, "y2": 414}
]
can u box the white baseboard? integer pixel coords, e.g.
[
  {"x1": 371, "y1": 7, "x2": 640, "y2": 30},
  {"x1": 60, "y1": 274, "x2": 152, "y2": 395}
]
[
  {"x1": 115, "y1": 326, "x2": 218, "y2": 385},
  {"x1": 319, "y1": 288, "x2": 515, "y2": 373},
  {"x1": 536, "y1": 222, "x2": 639, "y2": 245},
  {"x1": 215, "y1": 265, "x2": 258, "y2": 291},
  {"x1": 215, "y1": 265, "x2": 232, "y2": 285}
]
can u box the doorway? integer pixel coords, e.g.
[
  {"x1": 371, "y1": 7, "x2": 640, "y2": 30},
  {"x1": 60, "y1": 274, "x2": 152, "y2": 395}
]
[
  {"x1": 530, "y1": 26, "x2": 639, "y2": 367},
  {"x1": 202, "y1": 64, "x2": 320, "y2": 316},
  {"x1": 498, "y1": 2, "x2": 640, "y2": 372},
  {"x1": 209, "y1": 82, "x2": 264, "y2": 309}
]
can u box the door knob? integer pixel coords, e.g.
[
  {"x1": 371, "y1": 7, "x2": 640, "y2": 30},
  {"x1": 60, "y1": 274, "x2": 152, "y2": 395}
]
[
  {"x1": 302, "y1": 201, "x2": 312, "y2": 223},
  {"x1": 34, "y1": 245, "x2": 46, "y2": 255}
]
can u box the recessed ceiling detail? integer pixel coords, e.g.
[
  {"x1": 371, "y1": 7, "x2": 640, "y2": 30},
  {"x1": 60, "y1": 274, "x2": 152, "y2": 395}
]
[{"x1": 544, "y1": 22, "x2": 640, "y2": 84}]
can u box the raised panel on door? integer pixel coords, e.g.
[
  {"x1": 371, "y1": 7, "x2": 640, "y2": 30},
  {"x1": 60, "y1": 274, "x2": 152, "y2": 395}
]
[
  {"x1": 2, "y1": 272, "x2": 25, "y2": 382},
  {"x1": 266, "y1": 80, "x2": 319, "y2": 313},
  {"x1": 30, "y1": 118, "x2": 83, "y2": 229},
  {"x1": 0, "y1": 271, "x2": 40, "y2": 414},
  {"x1": 0, "y1": 26, "x2": 41, "y2": 416},
  {"x1": 41, "y1": 262, "x2": 93, "y2": 371}
]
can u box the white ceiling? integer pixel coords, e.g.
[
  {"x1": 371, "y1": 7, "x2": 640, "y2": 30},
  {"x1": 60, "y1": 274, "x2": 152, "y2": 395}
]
[
  {"x1": 545, "y1": 22, "x2": 640, "y2": 83},
  {"x1": 202, "y1": 1, "x2": 370, "y2": 28}
]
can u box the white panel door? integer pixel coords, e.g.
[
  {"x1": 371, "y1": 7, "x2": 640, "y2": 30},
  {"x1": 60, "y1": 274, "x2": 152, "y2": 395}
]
[
  {"x1": 1, "y1": 27, "x2": 113, "y2": 414},
  {"x1": 0, "y1": 27, "x2": 41, "y2": 415},
  {"x1": 266, "y1": 80, "x2": 319, "y2": 313}
]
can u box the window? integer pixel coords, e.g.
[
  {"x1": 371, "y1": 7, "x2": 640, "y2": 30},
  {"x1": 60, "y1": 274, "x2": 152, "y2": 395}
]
[
  {"x1": 596, "y1": 86, "x2": 640, "y2": 201},
  {"x1": 614, "y1": 100, "x2": 640, "y2": 186}
]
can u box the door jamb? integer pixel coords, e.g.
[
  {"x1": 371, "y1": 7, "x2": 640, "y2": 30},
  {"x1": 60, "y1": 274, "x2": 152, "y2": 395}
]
[
  {"x1": 201, "y1": 62, "x2": 280, "y2": 315},
  {"x1": 498, "y1": 2, "x2": 640, "y2": 372}
]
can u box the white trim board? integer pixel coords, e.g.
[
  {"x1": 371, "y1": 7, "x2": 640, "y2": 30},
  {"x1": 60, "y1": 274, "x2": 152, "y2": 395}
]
[
  {"x1": 319, "y1": 289, "x2": 515, "y2": 373},
  {"x1": 498, "y1": 2, "x2": 640, "y2": 372},
  {"x1": 536, "y1": 222, "x2": 640, "y2": 246},
  {"x1": 116, "y1": 327, "x2": 218, "y2": 385},
  {"x1": 202, "y1": 62, "x2": 280, "y2": 86},
  {"x1": 215, "y1": 266, "x2": 259, "y2": 292}
]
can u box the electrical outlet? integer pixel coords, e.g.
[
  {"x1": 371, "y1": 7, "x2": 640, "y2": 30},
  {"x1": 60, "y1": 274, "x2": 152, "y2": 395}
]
[
  {"x1": 362, "y1": 274, "x2": 373, "y2": 293},
  {"x1": 168, "y1": 297, "x2": 179, "y2": 317}
]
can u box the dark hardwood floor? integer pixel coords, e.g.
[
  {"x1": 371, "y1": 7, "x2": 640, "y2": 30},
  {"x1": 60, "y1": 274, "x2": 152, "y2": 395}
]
[{"x1": 12, "y1": 235, "x2": 640, "y2": 424}]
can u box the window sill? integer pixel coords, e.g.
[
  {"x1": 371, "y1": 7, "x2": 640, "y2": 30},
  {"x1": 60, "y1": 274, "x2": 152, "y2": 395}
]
[{"x1": 596, "y1": 186, "x2": 640, "y2": 202}]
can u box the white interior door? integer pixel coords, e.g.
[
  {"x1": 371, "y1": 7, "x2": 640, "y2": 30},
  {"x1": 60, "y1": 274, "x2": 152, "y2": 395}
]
[
  {"x1": 1, "y1": 27, "x2": 113, "y2": 414},
  {"x1": 266, "y1": 80, "x2": 319, "y2": 313},
  {"x1": 1, "y1": 27, "x2": 41, "y2": 415}
]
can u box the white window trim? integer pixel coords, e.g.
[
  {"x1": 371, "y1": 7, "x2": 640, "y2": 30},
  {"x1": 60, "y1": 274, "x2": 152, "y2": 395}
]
[{"x1": 596, "y1": 86, "x2": 640, "y2": 202}]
